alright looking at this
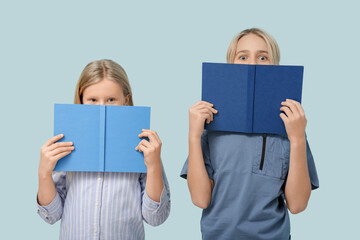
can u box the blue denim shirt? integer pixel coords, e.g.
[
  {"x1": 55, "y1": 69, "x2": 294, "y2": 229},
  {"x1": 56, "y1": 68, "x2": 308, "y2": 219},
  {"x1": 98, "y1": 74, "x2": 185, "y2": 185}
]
[{"x1": 181, "y1": 130, "x2": 319, "y2": 240}]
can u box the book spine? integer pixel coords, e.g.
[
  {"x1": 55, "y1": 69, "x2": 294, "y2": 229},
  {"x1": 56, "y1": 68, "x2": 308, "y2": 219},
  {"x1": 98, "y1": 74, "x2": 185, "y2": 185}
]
[
  {"x1": 248, "y1": 65, "x2": 256, "y2": 133},
  {"x1": 299, "y1": 66, "x2": 304, "y2": 103},
  {"x1": 99, "y1": 105, "x2": 106, "y2": 172}
]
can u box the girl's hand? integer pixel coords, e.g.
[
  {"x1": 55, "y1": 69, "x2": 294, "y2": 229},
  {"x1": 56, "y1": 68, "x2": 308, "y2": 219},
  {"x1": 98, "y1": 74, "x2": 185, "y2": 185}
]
[
  {"x1": 189, "y1": 101, "x2": 218, "y2": 139},
  {"x1": 136, "y1": 129, "x2": 162, "y2": 170},
  {"x1": 280, "y1": 99, "x2": 307, "y2": 143},
  {"x1": 39, "y1": 134, "x2": 74, "y2": 177}
]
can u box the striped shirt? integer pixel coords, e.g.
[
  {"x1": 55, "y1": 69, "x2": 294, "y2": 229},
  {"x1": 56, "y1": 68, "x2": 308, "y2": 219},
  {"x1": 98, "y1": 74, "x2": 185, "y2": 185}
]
[{"x1": 37, "y1": 170, "x2": 170, "y2": 240}]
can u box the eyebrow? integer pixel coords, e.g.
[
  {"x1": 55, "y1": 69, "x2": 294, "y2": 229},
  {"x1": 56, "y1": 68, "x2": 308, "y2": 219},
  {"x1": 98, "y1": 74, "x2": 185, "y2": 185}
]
[{"x1": 236, "y1": 50, "x2": 269, "y2": 55}]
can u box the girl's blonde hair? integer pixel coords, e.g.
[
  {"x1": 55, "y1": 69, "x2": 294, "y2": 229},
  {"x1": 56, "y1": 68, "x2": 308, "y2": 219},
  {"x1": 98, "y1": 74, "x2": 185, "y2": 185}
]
[
  {"x1": 74, "y1": 59, "x2": 134, "y2": 105},
  {"x1": 226, "y1": 28, "x2": 280, "y2": 65}
]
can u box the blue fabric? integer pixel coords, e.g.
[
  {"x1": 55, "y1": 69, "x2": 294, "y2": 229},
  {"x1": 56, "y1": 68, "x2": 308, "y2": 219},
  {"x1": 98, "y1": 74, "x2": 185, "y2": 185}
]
[
  {"x1": 37, "y1": 170, "x2": 171, "y2": 239},
  {"x1": 181, "y1": 130, "x2": 319, "y2": 240}
]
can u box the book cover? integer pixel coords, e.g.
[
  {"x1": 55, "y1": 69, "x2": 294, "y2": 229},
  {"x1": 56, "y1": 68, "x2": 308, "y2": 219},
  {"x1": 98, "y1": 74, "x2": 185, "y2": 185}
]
[
  {"x1": 202, "y1": 62, "x2": 303, "y2": 135},
  {"x1": 53, "y1": 104, "x2": 150, "y2": 172}
]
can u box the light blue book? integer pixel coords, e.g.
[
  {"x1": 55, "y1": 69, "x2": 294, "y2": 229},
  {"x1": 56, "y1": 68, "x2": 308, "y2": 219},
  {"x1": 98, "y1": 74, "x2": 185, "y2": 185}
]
[{"x1": 53, "y1": 104, "x2": 150, "y2": 172}]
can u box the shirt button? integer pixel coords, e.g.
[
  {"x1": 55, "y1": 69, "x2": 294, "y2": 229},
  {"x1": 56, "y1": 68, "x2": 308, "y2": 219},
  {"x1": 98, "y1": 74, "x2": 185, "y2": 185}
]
[
  {"x1": 95, "y1": 202, "x2": 99, "y2": 206},
  {"x1": 98, "y1": 178, "x2": 102, "y2": 181},
  {"x1": 94, "y1": 228, "x2": 97, "y2": 233}
]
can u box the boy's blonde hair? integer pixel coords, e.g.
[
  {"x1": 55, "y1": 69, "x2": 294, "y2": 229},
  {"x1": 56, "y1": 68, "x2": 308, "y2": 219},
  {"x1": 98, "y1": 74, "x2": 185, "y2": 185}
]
[
  {"x1": 226, "y1": 28, "x2": 280, "y2": 65},
  {"x1": 74, "y1": 59, "x2": 134, "y2": 105}
]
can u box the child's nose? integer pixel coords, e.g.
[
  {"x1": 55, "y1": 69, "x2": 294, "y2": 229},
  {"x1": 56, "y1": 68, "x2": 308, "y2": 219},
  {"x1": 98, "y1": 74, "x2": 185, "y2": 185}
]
[{"x1": 249, "y1": 58, "x2": 256, "y2": 65}]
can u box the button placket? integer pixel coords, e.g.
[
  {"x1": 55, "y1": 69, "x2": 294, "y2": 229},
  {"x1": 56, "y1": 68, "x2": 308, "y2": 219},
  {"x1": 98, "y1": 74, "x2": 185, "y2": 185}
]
[{"x1": 93, "y1": 172, "x2": 104, "y2": 237}]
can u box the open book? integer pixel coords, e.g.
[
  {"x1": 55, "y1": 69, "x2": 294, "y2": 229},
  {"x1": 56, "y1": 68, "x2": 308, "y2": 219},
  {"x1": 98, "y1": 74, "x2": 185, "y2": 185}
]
[
  {"x1": 202, "y1": 62, "x2": 304, "y2": 135},
  {"x1": 53, "y1": 104, "x2": 150, "y2": 172}
]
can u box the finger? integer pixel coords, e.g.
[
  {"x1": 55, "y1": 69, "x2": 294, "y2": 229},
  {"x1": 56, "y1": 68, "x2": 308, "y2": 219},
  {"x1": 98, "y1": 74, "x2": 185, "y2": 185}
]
[
  {"x1": 198, "y1": 105, "x2": 218, "y2": 114},
  {"x1": 207, "y1": 112, "x2": 213, "y2": 123},
  {"x1": 191, "y1": 101, "x2": 210, "y2": 109},
  {"x1": 280, "y1": 106, "x2": 293, "y2": 119},
  {"x1": 136, "y1": 144, "x2": 146, "y2": 153},
  {"x1": 285, "y1": 99, "x2": 300, "y2": 115},
  {"x1": 195, "y1": 104, "x2": 218, "y2": 113},
  {"x1": 136, "y1": 140, "x2": 152, "y2": 152},
  {"x1": 196, "y1": 100, "x2": 214, "y2": 107},
  {"x1": 139, "y1": 130, "x2": 162, "y2": 145},
  {"x1": 198, "y1": 108, "x2": 214, "y2": 116},
  {"x1": 199, "y1": 110, "x2": 214, "y2": 123},
  {"x1": 280, "y1": 113, "x2": 288, "y2": 123},
  {"x1": 145, "y1": 130, "x2": 161, "y2": 144},
  {"x1": 45, "y1": 134, "x2": 64, "y2": 147},
  {"x1": 154, "y1": 132, "x2": 161, "y2": 144},
  {"x1": 281, "y1": 101, "x2": 298, "y2": 116},
  {"x1": 139, "y1": 139, "x2": 152, "y2": 148},
  {"x1": 205, "y1": 113, "x2": 211, "y2": 124},
  {"x1": 198, "y1": 108, "x2": 214, "y2": 121},
  {"x1": 51, "y1": 146, "x2": 75, "y2": 156},
  {"x1": 191, "y1": 105, "x2": 217, "y2": 120},
  {"x1": 196, "y1": 110, "x2": 212, "y2": 124},
  {"x1": 287, "y1": 99, "x2": 305, "y2": 116},
  {"x1": 53, "y1": 151, "x2": 72, "y2": 162},
  {"x1": 135, "y1": 142, "x2": 141, "y2": 151},
  {"x1": 199, "y1": 111, "x2": 212, "y2": 124},
  {"x1": 211, "y1": 107, "x2": 218, "y2": 114},
  {"x1": 138, "y1": 131, "x2": 157, "y2": 144},
  {"x1": 190, "y1": 101, "x2": 214, "y2": 109},
  {"x1": 48, "y1": 141, "x2": 74, "y2": 151}
]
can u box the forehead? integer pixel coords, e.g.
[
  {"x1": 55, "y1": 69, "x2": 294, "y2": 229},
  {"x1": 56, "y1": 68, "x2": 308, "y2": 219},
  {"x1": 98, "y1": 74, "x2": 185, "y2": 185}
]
[
  {"x1": 236, "y1": 33, "x2": 268, "y2": 52},
  {"x1": 83, "y1": 79, "x2": 123, "y2": 96}
]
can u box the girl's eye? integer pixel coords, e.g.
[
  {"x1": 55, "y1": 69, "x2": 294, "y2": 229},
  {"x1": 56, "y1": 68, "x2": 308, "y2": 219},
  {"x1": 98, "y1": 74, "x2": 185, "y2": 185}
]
[
  {"x1": 239, "y1": 56, "x2": 247, "y2": 60},
  {"x1": 259, "y1": 56, "x2": 267, "y2": 61},
  {"x1": 89, "y1": 99, "x2": 96, "y2": 102}
]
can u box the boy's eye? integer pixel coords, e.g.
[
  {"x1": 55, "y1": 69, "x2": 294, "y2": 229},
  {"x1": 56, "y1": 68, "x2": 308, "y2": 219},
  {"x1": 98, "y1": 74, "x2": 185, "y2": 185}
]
[
  {"x1": 239, "y1": 56, "x2": 247, "y2": 60},
  {"x1": 108, "y1": 98, "x2": 115, "y2": 102},
  {"x1": 259, "y1": 56, "x2": 267, "y2": 61}
]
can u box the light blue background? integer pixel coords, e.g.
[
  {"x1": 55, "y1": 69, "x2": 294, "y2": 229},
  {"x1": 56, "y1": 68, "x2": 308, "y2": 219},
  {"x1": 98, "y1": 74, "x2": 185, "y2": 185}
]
[{"x1": 1, "y1": 1, "x2": 359, "y2": 239}]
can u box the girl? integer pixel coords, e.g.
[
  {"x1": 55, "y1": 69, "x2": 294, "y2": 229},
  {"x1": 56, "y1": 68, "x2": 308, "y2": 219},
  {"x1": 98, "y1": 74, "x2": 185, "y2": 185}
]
[
  {"x1": 37, "y1": 59, "x2": 170, "y2": 240},
  {"x1": 181, "y1": 28, "x2": 319, "y2": 239}
]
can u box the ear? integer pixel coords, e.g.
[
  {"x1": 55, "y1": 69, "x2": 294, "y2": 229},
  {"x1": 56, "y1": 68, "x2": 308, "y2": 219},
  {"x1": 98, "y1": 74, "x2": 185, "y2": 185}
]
[{"x1": 124, "y1": 94, "x2": 130, "y2": 105}]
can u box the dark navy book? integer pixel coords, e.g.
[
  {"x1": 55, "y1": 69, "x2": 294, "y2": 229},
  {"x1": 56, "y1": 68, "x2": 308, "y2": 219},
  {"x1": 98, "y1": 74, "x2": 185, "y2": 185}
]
[
  {"x1": 202, "y1": 62, "x2": 304, "y2": 135},
  {"x1": 53, "y1": 104, "x2": 150, "y2": 172}
]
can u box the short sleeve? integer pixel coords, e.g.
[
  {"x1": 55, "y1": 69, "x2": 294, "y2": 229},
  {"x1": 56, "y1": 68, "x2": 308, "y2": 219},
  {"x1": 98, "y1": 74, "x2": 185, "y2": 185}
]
[
  {"x1": 180, "y1": 130, "x2": 214, "y2": 180},
  {"x1": 306, "y1": 139, "x2": 319, "y2": 190}
]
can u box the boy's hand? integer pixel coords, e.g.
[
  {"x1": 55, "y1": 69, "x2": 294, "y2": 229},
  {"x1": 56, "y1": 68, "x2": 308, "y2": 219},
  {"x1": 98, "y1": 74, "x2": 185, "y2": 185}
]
[
  {"x1": 39, "y1": 134, "x2": 74, "y2": 177},
  {"x1": 189, "y1": 101, "x2": 218, "y2": 139},
  {"x1": 136, "y1": 129, "x2": 162, "y2": 170},
  {"x1": 280, "y1": 99, "x2": 307, "y2": 143}
]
